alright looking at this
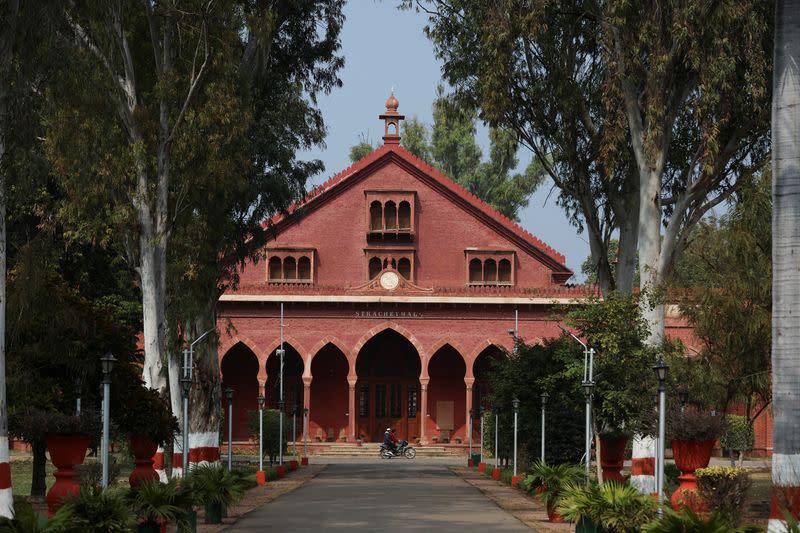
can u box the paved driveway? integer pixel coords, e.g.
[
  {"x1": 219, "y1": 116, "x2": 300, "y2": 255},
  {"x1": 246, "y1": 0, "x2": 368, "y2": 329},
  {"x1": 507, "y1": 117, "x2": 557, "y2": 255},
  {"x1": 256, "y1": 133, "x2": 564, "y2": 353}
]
[{"x1": 227, "y1": 461, "x2": 532, "y2": 532}]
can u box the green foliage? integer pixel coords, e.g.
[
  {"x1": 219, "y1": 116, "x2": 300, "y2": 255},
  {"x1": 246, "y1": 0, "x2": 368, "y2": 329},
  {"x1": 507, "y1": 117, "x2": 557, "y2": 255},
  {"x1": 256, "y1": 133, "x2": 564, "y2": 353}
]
[
  {"x1": 666, "y1": 408, "x2": 725, "y2": 442},
  {"x1": 674, "y1": 172, "x2": 772, "y2": 416},
  {"x1": 557, "y1": 481, "x2": 658, "y2": 533},
  {"x1": 528, "y1": 462, "x2": 585, "y2": 508},
  {"x1": 642, "y1": 507, "x2": 763, "y2": 533},
  {"x1": 247, "y1": 409, "x2": 289, "y2": 464},
  {"x1": 0, "y1": 500, "x2": 53, "y2": 533},
  {"x1": 500, "y1": 468, "x2": 513, "y2": 485},
  {"x1": 720, "y1": 415, "x2": 755, "y2": 454},
  {"x1": 114, "y1": 386, "x2": 178, "y2": 447},
  {"x1": 486, "y1": 337, "x2": 585, "y2": 465},
  {"x1": 348, "y1": 142, "x2": 374, "y2": 163},
  {"x1": 128, "y1": 479, "x2": 191, "y2": 530},
  {"x1": 186, "y1": 465, "x2": 244, "y2": 509},
  {"x1": 695, "y1": 467, "x2": 752, "y2": 528},
  {"x1": 48, "y1": 487, "x2": 136, "y2": 533},
  {"x1": 356, "y1": 87, "x2": 544, "y2": 221},
  {"x1": 562, "y1": 294, "x2": 656, "y2": 435}
]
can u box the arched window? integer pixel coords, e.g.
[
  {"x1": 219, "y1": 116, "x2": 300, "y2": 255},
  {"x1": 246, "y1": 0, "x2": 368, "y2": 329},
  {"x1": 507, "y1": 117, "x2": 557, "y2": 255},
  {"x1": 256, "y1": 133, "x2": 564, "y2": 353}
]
[
  {"x1": 398, "y1": 201, "x2": 411, "y2": 230},
  {"x1": 498, "y1": 259, "x2": 512, "y2": 282},
  {"x1": 283, "y1": 256, "x2": 297, "y2": 280},
  {"x1": 268, "y1": 256, "x2": 282, "y2": 281},
  {"x1": 398, "y1": 258, "x2": 411, "y2": 280},
  {"x1": 369, "y1": 257, "x2": 382, "y2": 279},
  {"x1": 384, "y1": 201, "x2": 397, "y2": 230},
  {"x1": 370, "y1": 201, "x2": 383, "y2": 231},
  {"x1": 469, "y1": 258, "x2": 482, "y2": 283},
  {"x1": 298, "y1": 256, "x2": 311, "y2": 280},
  {"x1": 484, "y1": 259, "x2": 497, "y2": 282}
]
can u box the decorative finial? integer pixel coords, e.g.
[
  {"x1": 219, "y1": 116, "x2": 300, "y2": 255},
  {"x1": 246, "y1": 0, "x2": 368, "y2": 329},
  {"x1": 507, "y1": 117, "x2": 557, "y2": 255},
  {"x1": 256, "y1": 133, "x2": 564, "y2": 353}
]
[{"x1": 380, "y1": 92, "x2": 404, "y2": 145}]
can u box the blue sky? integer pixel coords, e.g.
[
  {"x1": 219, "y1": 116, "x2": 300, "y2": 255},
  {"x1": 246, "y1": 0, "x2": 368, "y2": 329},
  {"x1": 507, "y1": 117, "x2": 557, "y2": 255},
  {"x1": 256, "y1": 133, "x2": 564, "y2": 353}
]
[{"x1": 301, "y1": 0, "x2": 590, "y2": 281}]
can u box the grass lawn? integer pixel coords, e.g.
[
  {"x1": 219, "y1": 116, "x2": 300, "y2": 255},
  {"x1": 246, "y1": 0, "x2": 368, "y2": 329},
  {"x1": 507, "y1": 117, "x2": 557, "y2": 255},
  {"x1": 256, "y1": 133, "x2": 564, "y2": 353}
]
[{"x1": 11, "y1": 454, "x2": 134, "y2": 497}]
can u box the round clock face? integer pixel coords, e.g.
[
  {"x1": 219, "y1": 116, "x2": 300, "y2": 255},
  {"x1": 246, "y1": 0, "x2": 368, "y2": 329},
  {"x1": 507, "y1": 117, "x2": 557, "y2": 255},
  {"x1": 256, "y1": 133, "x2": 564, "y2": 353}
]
[{"x1": 379, "y1": 271, "x2": 400, "y2": 290}]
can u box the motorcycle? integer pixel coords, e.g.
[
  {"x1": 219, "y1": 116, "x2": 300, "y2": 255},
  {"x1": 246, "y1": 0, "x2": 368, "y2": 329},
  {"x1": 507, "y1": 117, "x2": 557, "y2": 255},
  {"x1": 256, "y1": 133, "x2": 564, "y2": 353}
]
[{"x1": 379, "y1": 440, "x2": 416, "y2": 459}]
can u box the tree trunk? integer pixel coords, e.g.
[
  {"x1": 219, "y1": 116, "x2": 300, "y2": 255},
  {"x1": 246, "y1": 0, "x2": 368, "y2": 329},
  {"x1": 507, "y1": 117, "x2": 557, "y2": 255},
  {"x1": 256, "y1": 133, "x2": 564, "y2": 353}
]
[
  {"x1": 770, "y1": 2, "x2": 800, "y2": 530},
  {"x1": 30, "y1": 439, "x2": 47, "y2": 499},
  {"x1": 637, "y1": 167, "x2": 666, "y2": 345},
  {"x1": 189, "y1": 311, "x2": 221, "y2": 468},
  {"x1": 140, "y1": 237, "x2": 167, "y2": 391},
  {"x1": 0, "y1": 0, "x2": 17, "y2": 516}
]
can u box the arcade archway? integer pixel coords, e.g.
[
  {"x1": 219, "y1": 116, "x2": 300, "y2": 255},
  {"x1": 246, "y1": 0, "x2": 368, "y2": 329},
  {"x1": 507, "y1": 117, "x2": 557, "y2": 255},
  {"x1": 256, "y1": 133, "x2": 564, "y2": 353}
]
[
  {"x1": 428, "y1": 344, "x2": 467, "y2": 443},
  {"x1": 310, "y1": 343, "x2": 349, "y2": 443},
  {"x1": 355, "y1": 329, "x2": 421, "y2": 442},
  {"x1": 265, "y1": 344, "x2": 304, "y2": 420},
  {"x1": 473, "y1": 344, "x2": 505, "y2": 411},
  {"x1": 221, "y1": 342, "x2": 259, "y2": 442}
]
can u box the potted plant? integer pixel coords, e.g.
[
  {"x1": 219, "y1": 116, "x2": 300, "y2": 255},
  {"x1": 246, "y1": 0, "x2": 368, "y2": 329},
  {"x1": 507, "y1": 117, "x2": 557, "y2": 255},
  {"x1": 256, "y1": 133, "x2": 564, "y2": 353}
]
[
  {"x1": 695, "y1": 466, "x2": 752, "y2": 528},
  {"x1": 642, "y1": 507, "x2": 763, "y2": 533},
  {"x1": 128, "y1": 478, "x2": 192, "y2": 533},
  {"x1": 557, "y1": 481, "x2": 657, "y2": 532},
  {"x1": 116, "y1": 385, "x2": 178, "y2": 488},
  {"x1": 187, "y1": 464, "x2": 244, "y2": 524},
  {"x1": 666, "y1": 408, "x2": 724, "y2": 511},
  {"x1": 44, "y1": 410, "x2": 101, "y2": 516},
  {"x1": 528, "y1": 461, "x2": 584, "y2": 522},
  {"x1": 48, "y1": 486, "x2": 136, "y2": 532}
]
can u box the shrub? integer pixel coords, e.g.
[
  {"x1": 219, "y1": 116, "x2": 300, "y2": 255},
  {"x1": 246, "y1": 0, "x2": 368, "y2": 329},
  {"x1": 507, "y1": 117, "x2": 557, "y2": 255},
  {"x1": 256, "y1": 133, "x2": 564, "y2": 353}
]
[
  {"x1": 187, "y1": 464, "x2": 245, "y2": 509},
  {"x1": 528, "y1": 461, "x2": 584, "y2": 508},
  {"x1": 0, "y1": 499, "x2": 52, "y2": 532},
  {"x1": 266, "y1": 467, "x2": 278, "y2": 481},
  {"x1": 667, "y1": 408, "x2": 725, "y2": 442},
  {"x1": 720, "y1": 415, "x2": 754, "y2": 461},
  {"x1": 642, "y1": 507, "x2": 762, "y2": 533},
  {"x1": 557, "y1": 481, "x2": 657, "y2": 532},
  {"x1": 114, "y1": 385, "x2": 178, "y2": 446},
  {"x1": 247, "y1": 409, "x2": 289, "y2": 464},
  {"x1": 485, "y1": 464, "x2": 494, "y2": 476},
  {"x1": 48, "y1": 486, "x2": 136, "y2": 533},
  {"x1": 500, "y1": 468, "x2": 514, "y2": 485},
  {"x1": 695, "y1": 466, "x2": 751, "y2": 527},
  {"x1": 75, "y1": 461, "x2": 122, "y2": 490},
  {"x1": 128, "y1": 478, "x2": 191, "y2": 530}
]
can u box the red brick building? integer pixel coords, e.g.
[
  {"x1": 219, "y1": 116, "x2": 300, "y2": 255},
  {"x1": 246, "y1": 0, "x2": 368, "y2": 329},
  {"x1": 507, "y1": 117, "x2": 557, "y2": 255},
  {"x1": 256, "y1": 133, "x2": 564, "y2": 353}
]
[{"x1": 216, "y1": 95, "x2": 773, "y2": 454}]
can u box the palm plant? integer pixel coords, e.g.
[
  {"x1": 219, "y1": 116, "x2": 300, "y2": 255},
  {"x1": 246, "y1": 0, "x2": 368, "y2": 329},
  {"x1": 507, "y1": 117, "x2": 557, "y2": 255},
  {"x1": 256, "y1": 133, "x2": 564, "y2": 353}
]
[
  {"x1": 642, "y1": 508, "x2": 762, "y2": 533},
  {"x1": 128, "y1": 478, "x2": 191, "y2": 532},
  {"x1": 558, "y1": 481, "x2": 657, "y2": 533},
  {"x1": 0, "y1": 501, "x2": 53, "y2": 533},
  {"x1": 527, "y1": 461, "x2": 584, "y2": 508},
  {"x1": 47, "y1": 486, "x2": 136, "y2": 533},
  {"x1": 187, "y1": 465, "x2": 244, "y2": 524}
]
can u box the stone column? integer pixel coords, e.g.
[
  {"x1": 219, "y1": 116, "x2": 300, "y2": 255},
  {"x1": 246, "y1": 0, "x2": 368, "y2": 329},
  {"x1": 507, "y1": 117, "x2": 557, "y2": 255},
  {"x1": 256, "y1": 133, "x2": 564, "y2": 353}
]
[
  {"x1": 465, "y1": 377, "x2": 475, "y2": 443},
  {"x1": 348, "y1": 378, "x2": 357, "y2": 442},
  {"x1": 302, "y1": 376, "x2": 312, "y2": 444},
  {"x1": 419, "y1": 378, "x2": 429, "y2": 445}
]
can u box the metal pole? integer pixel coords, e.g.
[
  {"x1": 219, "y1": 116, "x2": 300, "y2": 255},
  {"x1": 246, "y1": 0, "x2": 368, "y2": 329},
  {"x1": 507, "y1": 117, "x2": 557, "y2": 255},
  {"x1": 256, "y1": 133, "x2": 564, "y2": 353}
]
[
  {"x1": 479, "y1": 411, "x2": 484, "y2": 463},
  {"x1": 514, "y1": 308, "x2": 519, "y2": 337},
  {"x1": 513, "y1": 409, "x2": 518, "y2": 476},
  {"x1": 101, "y1": 378, "x2": 110, "y2": 488},
  {"x1": 293, "y1": 410, "x2": 297, "y2": 459},
  {"x1": 584, "y1": 387, "x2": 592, "y2": 481},
  {"x1": 494, "y1": 411, "x2": 499, "y2": 469},
  {"x1": 541, "y1": 399, "x2": 546, "y2": 463},
  {"x1": 279, "y1": 303, "x2": 284, "y2": 466},
  {"x1": 468, "y1": 411, "x2": 473, "y2": 459},
  {"x1": 657, "y1": 380, "x2": 667, "y2": 513},
  {"x1": 259, "y1": 404, "x2": 264, "y2": 473},
  {"x1": 76, "y1": 396, "x2": 81, "y2": 416},
  {"x1": 303, "y1": 408, "x2": 308, "y2": 459},
  {"x1": 227, "y1": 392, "x2": 233, "y2": 471},
  {"x1": 182, "y1": 349, "x2": 190, "y2": 476}
]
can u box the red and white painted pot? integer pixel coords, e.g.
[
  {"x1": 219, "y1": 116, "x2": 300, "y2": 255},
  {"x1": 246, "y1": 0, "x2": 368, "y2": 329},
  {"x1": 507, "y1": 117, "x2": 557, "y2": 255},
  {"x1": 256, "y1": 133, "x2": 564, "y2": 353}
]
[
  {"x1": 670, "y1": 439, "x2": 715, "y2": 511},
  {"x1": 128, "y1": 435, "x2": 159, "y2": 488},
  {"x1": 46, "y1": 434, "x2": 90, "y2": 516},
  {"x1": 491, "y1": 468, "x2": 501, "y2": 481},
  {"x1": 276, "y1": 464, "x2": 286, "y2": 478},
  {"x1": 478, "y1": 462, "x2": 486, "y2": 473},
  {"x1": 599, "y1": 435, "x2": 629, "y2": 484}
]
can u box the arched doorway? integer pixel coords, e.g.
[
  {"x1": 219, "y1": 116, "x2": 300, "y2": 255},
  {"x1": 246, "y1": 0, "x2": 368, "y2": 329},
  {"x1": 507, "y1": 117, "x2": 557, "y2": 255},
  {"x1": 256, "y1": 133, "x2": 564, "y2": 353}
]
[
  {"x1": 473, "y1": 344, "x2": 505, "y2": 411},
  {"x1": 265, "y1": 344, "x2": 304, "y2": 421},
  {"x1": 310, "y1": 343, "x2": 349, "y2": 443},
  {"x1": 355, "y1": 329, "x2": 421, "y2": 442},
  {"x1": 221, "y1": 342, "x2": 259, "y2": 442},
  {"x1": 428, "y1": 345, "x2": 467, "y2": 443}
]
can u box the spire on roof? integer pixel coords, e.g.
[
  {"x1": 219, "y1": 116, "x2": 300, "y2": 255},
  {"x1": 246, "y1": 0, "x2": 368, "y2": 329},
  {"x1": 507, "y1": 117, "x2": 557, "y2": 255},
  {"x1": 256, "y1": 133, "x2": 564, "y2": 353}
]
[{"x1": 379, "y1": 91, "x2": 404, "y2": 145}]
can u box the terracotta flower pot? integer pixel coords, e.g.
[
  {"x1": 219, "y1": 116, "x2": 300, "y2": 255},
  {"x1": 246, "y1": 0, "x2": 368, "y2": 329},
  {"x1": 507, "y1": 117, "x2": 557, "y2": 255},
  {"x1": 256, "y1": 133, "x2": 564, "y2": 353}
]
[
  {"x1": 511, "y1": 475, "x2": 522, "y2": 488},
  {"x1": 289, "y1": 460, "x2": 299, "y2": 471},
  {"x1": 546, "y1": 501, "x2": 565, "y2": 523},
  {"x1": 46, "y1": 434, "x2": 90, "y2": 516},
  {"x1": 276, "y1": 464, "x2": 286, "y2": 478},
  {"x1": 670, "y1": 439, "x2": 715, "y2": 511},
  {"x1": 491, "y1": 468, "x2": 501, "y2": 481},
  {"x1": 599, "y1": 435, "x2": 629, "y2": 484},
  {"x1": 478, "y1": 462, "x2": 486, "y2": 473},
  {"x1": 301, "y1": 457, "x2": 309, "y2": 466},
  {"x1": 256, "y1": 470, "x2": 266, "y2": 486},
  {"x1": 467, "y1": 458, "x2": 474, "y2": 467},
  {"x1": 128, "y1": 435, "x2": 159, "y2": 488}
]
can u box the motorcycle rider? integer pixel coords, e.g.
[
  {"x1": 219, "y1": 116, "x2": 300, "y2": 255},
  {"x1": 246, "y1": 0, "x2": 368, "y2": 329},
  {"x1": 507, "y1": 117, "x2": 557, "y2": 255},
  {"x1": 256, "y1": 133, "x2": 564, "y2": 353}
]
[
  {"x1": 383, "y1": 427, "x2": 397, "y2": 454},
  {"x1": 389, "y1": 428, "x2": 400, "y2": 451}
]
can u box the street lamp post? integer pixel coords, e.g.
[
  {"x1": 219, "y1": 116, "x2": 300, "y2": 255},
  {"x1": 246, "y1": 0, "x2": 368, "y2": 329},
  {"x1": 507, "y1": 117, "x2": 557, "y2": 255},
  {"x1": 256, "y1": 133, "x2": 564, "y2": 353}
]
[
  {"x1": 303, "y1": 407, "x2": 309, "y2": 461},
  {"x1": 494, "y1": 405, "x2": 499, "y2": 470},
  {"x1": 276, "y1": 348, "x2": 285, "y2": 466},
  {"x1": 512, "y1": 397, "x2": 520, "y2": 476},
  {"x1": 540, "y1": 392, "x2": 549, "y2": 463},
  {"x1": 653, "y1": 359, "x2": 669, "y2": 513},
  {"x1": 292, "y1": 405, "x2": 297, "y2": 459},
  {"x1": 180, "y1": 350, "x2": 192, "y2": 476},
  {"x1": 582, "y1": 380, "x2": 595, "y2": 481},
  {"x1": 468, "y1": 408, "x2": 473, "y2": 464},
  {"x1": 479, "y1": 405, "x2": 485, "y2": 464},
  {"x1": 257, "y1": 394, "x2": 265, "y2": 484},
  {"x1": 100, "y1": 352, "x2": 116, "y2": 489},
  {"x1": 225, "y1": 387, "x2": 234, "y2": 472}
]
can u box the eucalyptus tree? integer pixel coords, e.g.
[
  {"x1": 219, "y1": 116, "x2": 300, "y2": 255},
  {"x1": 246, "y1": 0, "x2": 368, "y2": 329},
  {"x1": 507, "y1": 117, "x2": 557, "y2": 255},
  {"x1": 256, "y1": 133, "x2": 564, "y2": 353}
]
[
  {"x1": 409, "y1": 0, "x2": 772, "y2": 337},
  {"x1": 770, "y1": 0, "x2": 800, "y2": 529}
]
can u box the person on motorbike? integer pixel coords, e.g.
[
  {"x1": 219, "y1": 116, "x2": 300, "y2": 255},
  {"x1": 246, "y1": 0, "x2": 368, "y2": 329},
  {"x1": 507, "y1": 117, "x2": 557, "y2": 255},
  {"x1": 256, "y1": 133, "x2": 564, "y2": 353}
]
[
  {"x1": 383, "y1": 427, "x2": 397, "y2": 454},
  {"x1": 389, "y1": 428, "x2": 400, "y2": 451}
]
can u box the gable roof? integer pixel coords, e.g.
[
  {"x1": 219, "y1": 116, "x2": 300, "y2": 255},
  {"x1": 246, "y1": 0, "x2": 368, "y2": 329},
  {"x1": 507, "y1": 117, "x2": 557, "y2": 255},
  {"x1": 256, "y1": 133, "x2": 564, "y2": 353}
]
[{"x1": 264, "y1": 143, "x2": 573, "y2": 281}]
